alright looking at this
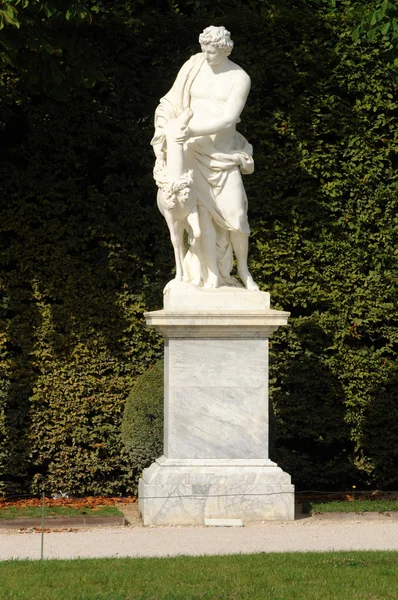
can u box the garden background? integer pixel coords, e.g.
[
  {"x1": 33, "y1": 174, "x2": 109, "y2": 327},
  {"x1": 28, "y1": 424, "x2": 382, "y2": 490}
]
[{"x1": 0, "y1": 0, "x2": 397, "y2": 496}]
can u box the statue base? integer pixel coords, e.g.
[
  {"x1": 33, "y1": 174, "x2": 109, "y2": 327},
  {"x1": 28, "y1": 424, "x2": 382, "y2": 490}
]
[
  {"x1": 139, "y1": 456, "x2": 294, "y2": 525},
  {"x1": 139, "y1": 283, "x2": 294, "y2": 525}
]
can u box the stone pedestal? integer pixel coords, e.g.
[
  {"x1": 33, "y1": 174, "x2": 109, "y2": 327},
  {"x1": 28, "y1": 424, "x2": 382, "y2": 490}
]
[{"x1": 139, "y1": 283, "x2": 294, "y2": 525}]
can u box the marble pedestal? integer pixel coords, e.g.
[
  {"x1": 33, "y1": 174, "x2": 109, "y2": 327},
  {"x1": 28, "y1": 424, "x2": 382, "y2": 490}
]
[{"x1": 139, "y1": 283, "x2": 294, "y2": 525}]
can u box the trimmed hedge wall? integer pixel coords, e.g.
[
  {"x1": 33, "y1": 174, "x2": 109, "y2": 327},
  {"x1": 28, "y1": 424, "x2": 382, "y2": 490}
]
[{"x1": 0, "y1": 0, "x2": 397, "y2": 494}]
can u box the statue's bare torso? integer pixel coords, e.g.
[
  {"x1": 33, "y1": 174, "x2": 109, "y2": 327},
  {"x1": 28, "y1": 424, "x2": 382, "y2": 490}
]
[{"x1": 189, "y1": 59, "x2": 250, "y2": 148}]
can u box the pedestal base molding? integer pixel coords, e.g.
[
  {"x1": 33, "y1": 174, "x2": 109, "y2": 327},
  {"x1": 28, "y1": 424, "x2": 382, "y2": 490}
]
[{"x1": 139, "y1": 456, "x2": 294, "y2": 525}]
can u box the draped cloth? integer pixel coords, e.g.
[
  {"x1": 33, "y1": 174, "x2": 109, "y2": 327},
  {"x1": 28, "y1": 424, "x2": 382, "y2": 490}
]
[{"x1": 151, "y1": 53, "x2": 254, "y2": 284}]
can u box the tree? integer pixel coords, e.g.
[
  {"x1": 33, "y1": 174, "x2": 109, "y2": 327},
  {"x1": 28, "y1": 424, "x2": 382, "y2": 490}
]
[
  {"x1": 352, "y1": 0, "x2": 398, "y2": 72},
  {"x1": 0, "y1": 1, "x2": 107, "y2": 96}
]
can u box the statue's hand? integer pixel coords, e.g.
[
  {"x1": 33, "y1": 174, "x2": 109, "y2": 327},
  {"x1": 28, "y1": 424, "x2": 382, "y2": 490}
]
[
  {"x1": 165, "y1": 119, "x2": 192, "y2": 144},
  {"x1": 232, "y1": 153, "x2": 243, "y2": 167},
  {"x1": 174, "y1": 126, "x2": 192, "y2": 144}
]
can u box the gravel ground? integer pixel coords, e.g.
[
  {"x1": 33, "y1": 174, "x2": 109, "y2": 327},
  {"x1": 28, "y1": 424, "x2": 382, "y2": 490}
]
[{"x1": 1, "y1": 512, "x2": 398, "y2": 561}]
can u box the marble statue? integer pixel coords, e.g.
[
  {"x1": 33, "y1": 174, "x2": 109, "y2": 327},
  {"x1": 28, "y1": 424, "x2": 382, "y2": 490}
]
[
  {"x1": 140, "y1": 30, "x2": 295, "y2": 524},
  {"x1": 152, "y1": 25, "x2": 259, "y2": 291}
]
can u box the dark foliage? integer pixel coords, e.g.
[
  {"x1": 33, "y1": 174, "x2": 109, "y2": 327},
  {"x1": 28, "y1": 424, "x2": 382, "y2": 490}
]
[{"x1": 0, "y1": 0, "x2": 397, "y2": 494}]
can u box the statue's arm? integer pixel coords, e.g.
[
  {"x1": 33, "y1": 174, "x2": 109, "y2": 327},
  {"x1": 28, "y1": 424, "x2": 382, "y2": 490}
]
[
  {"x1": 188, "y1": 71, "x2": 250, "y2": 138},
  {"x1": 151, "y1": 55, "x2": 201, "y2": 152}
]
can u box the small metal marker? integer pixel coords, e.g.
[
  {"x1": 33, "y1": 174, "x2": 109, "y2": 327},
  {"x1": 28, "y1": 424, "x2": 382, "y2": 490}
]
[
  {"x1": 204, "y1": 518, "x2": 244, "y2": 527},
  {"x1": 40, "y1": 491, "x2": 45, "y2": 560}
]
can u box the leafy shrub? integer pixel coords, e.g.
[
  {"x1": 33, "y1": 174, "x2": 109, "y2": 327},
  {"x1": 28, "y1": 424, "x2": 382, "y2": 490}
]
[{"x1": 121, "y1": 360, "x2": 163, "y2": 488}]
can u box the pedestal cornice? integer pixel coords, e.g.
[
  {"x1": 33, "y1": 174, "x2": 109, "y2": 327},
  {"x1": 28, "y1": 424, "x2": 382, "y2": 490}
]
[{"x1": 144, "y1": 309, "x2": 290, "y2": 338}]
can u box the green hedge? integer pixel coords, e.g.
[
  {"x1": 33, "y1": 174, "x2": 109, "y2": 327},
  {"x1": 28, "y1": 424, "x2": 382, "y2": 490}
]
[
  {"x1": 0, "y1": 0, "x2": 397, "y2": 494},
  {"x1": 121, "y1": 359, "x2": 163, "y2": 486}
]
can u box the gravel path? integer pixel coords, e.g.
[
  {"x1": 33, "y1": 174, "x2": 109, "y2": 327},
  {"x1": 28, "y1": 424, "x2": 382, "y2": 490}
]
[{"x1": 1, "y1": 515, "x2": 398, "y2": 560}]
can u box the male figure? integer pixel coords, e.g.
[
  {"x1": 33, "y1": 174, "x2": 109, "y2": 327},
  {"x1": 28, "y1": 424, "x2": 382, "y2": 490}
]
[{"x1": 152, "y1": 25, "x2": 258, "y2": 291}]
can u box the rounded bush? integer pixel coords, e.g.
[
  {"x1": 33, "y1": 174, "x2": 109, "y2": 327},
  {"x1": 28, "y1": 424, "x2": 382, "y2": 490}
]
[{"x1": 121, "y1": 360, "x2": 164, "y2": 486}]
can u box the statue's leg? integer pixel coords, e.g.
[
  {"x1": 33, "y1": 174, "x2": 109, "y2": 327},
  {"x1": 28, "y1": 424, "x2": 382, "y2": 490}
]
[
  {"x1": 214, "y1": 166, "x2": 258, "y2": 291},
  {"x1": 164, "y1": 209, "x2": 185, "y2": 281},
  {"x1": 186, "y1": 204, "x2": 201, "y2": 241},
  {"x1": 197, "y1": 204, "x2": 220, "y2": 288},
  {"x1": 230, "y1": 230, "x2": 259, "y2": 291}
]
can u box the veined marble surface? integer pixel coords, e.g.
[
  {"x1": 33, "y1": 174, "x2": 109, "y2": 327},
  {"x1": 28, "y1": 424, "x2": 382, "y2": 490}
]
[
  {"x1": 140, "y1": 289, "x2": 293, "y2": 525},
  {"x1": 165, "y1": 338, "x2": 268, "y2": 459},
  {"x1": 139, "y1": 458, "x2": 294, "y2": 525}
]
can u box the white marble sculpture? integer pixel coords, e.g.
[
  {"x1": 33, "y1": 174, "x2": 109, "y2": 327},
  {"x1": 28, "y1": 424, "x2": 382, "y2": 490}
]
[
  {"x1": 140, "y1": 26, "x2": 295, "y2": 526},
  {"x1": 152, "y1": 25, "x2": 259, "y2": 291}
]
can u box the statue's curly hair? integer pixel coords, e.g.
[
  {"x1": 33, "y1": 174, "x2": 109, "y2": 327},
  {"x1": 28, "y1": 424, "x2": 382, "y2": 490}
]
[{"x1": 199, "y1": 26, "x2": 234, "y2": 56}]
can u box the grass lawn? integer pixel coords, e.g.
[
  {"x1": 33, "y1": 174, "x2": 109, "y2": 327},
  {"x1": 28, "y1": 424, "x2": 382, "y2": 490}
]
[
  {"x1": 0, "y1": 552, "x2": 397, "y2": 600},
  {"x1": 305, "y1": 499, "x2": 398, "y2": 514},
  {"x1": 0, "y1": 505, "x2": 122, "y2": 519}
]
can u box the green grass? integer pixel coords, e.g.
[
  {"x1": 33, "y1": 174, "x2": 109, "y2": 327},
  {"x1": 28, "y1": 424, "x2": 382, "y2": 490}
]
[
  {"x1": 306, "y1": 499, "x2": 398, "y2": 514},
  {"x1": 0, "y1": 505, "x2": 122, "y2": 520},
  {"x1": 0, "y1": 552, "x2": 397, "y2": 600}
]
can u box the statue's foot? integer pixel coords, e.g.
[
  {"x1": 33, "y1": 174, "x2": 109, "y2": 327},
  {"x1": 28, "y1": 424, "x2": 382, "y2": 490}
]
[
  {"x1": 182, "y1": 272, "x2": 201, "y2": 286},
  {"x1": 223, "y1": 275, "x2": 244, "y2": 288},
  {"x1": 239, "y1": 270, "x2": 260, "y2": 291},
  {"x1": 204, "y1": 273, "x2": 220, "y2": 289}
]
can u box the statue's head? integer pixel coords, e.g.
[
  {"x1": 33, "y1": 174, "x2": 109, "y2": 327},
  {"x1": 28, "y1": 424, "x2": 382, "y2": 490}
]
[{"x1": 199, "y1": 26, "x2": 234, "y2": 61}]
